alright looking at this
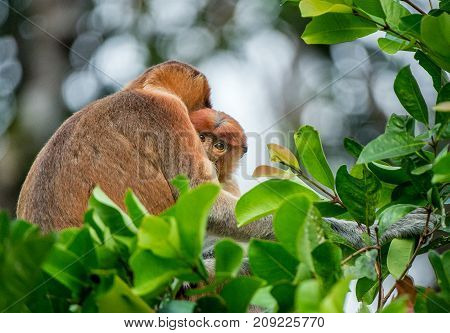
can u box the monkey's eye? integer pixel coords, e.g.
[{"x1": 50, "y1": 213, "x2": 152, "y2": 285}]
[
  {"x1": 214, "y1": 141, "x2": 226, "y2": 151},
  {"x1": 199, "y1": 134, "x2": 206, "y2": 142}
]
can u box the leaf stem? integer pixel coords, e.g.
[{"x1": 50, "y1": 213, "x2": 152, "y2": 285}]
[
  {"x1": 401, "y1": 0, "x2": 427, "y2": 15},
  {"x1": 341, "y1": 245, "x2": 380, "y2": 265},
  {"x1": 375, "y1": 226, "x2": 384, "y2": 312},
  {"x1": 290, "y1": 167, "x2": 345, "y2": 207}
]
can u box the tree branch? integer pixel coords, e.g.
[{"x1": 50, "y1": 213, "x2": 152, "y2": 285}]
[{"x1": 401, "y1": 0, "x2": 427, "y2": 15}]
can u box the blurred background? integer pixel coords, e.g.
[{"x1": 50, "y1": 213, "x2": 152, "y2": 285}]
[{"x1": 0, "y1": 0, "x2": 439, "y2": 311}]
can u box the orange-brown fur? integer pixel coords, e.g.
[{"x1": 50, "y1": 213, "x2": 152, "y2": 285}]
[
  {"x1": 190, "y1": 108, "x2": 247, "y2": 196},
  {"x1": 17, "y1": 60, "x2": 273, "y2": 240}
]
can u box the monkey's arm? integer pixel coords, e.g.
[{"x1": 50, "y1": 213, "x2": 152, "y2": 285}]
[{"x1": 323, "y1": 208, "x2": 438, "y2": 249}]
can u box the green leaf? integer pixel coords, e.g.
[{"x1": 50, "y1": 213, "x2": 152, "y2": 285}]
[
  {"x1": 378, "y1": 35, "x2": 410, "y2": 54},
  {"x1": 42, "y1": 244, "x2": 88, "y2": 293},
  {"x1": 236, "y1": 179, "x2": 319, "y2": 227},
  {"x1": 124, "y1": 190, "x2": 148, "y2": 227},
  {"x1": 394, "y1": 66, "x2": 429, "y2": 125},
  {"x1": 356, "y1": 277, "x2": 379, "y2": 304},
  {"x1": 378, "y1": 204, "x2": 418, "y2": 236},
  {"x1": 301, "y1": 13, "x2": 378, "y2": 45},
  {"x1": 387, "y1": 238, "x2": 414, "y2": 280},
  {"x1": 345, "y1": 249, "x2": 378, "y2": 280},
  {"x1": 354, "y1": 0, "x2": 385, "y2": 19},
  {"x1": 96, "y1": 275, "x2": 153, "y2": 313},
  {"x1": 250, "y1": 286, "x2": 278, "y2": 312},
  {"x1": 320, "y1": 278, "x2": 351, "y2": 312},
  {"x1": 436, "y1": 83, "x2": 450, "y2": 138},
  {"x1": 267, "y1": 143, "x2": 300, "y2": 170},
  {"x1": 357, "y1": 131, "x2": 426, "y2": 164},
  {"x1": 0, "y1": 219, "x2": 55, "y2": 312},
  {"x1": 62, "y1": 228, "x2": 98, "y2": 269},
  {"x1": 300, "y1": 0, "x2": 352, "y2": 17},
  {"x1": 381, "y1": 296, "x2": 409, "y2": 312},
  {"x1": 273, "y1": 194, "x2": 323, "y2": 270},
  {"x1": 215, "y1": 239, "x2": 244, "y2": 279},
  {"x1": 160, "y1": 300, "x2": 195, "y2": 313},
  {"x1": 294, "y1": 125, "x2": 335, "y2": 189},
  {"x1": 171, "y1": 175, "x2": 190, "y2": 195},
  {"x1": 271, "y1": 283, "x2": 296, "y2": 312},
  {"x1": 312, "y1": 242, "x2": 342, "y2": 290},
  {"x1": 432, "y1": 153, "x2": 450, "y2": 183},
  {"x1": 428, "y1": 250, "x2": 450, "y2": 294},
  {"x1": 414, "y1": 50, "x2": 446, "y2": 92},
  {"x1": 385, "y1": 114, "x2": 415, "y2": 134},
  {"x1": 175, "y1": 183, "x2": 220, "y2": 260},
  {"x1": 130, "y1": 249, "x2": 191, "y2": 296},
  {"x1": 335, "y1": 166, "x2": 381, "y2": 226},
  {"x1": 314, "y1": 201, "x2": 347, "y2": 217},
  {"x1": 421, "y1": 13, "x2": 450, "y2": 63},
  {"x1": 137, "y1": 215, "x2": 181, "y2": 259},
  {"x1": 380, "y1": 0, "x2": 410, "y2": 29},
  {"x1": 195, "y1": 296, "x2": 227, "y2": 313},
  {"x1": 344, "y1": 137, "x2": 364, "y2": 159},
  {"x1": 220, "y1": 277, "x2": 262, "y2": 313},
  {"x1": 248, "y1": 239, "x2": 299, "y2": 284},
  {"x1": 88, "y1": 187, "x2": 137, "y2": 237},
  {"x1": 368, "y1": 162, "x2": 409, "y2": 184},
  {"x1": 295, "y1": 279, "x2": 322, "y2": 312},
  {"x1": 398, "y1": 14, "x2": 422, "y2": 38}
]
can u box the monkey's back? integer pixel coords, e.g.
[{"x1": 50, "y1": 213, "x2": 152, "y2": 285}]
[{"x1": 16, "y1": 89, "x2": 201, "y2": 232}]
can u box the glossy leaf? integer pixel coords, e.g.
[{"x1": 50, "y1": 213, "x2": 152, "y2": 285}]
[
  {"x1": 96, "y1": 275, "x2": 153, "y2": 313},
  {"x1": 130, "y1": 249, "x2": 191, "y2": 296},
  {"x1": 295, "y1": 279, "x2": 322, "y2": 312},
  {"x1": 175, "y1": 183, "x2": 220, "y2": 260},
  {"x1": 299, "y1": 0, "x2": 352, "y2": 17},
  {"x1": 294, "y1": 125, "x2": 335, "y2": 189},
  {"x1": 273, "y1": 194, "x2": 323, "y2": 270},
  {"x1": 124, "y1": 190, "x2": 148, "y2": 227},
  {"x1": 137, "y1": 215, "x2": 180, "y2": 259},
  {"x1": 357, "y1": 132, "x2": 425, "y2": 164},
  {"x1": 267, "y1": 143, "x2": 300, "y2": 170},
  {"x1": 421, "y1": 13, "x2": 450, "y2": 71},
  {"x1": 432, "y1": 153, "x2": 450, "y2": 183},
  {"x1": 345, "y1": 249, "x2": 377, "y2": 281},
  {"x1": 248, "y1": 239, "x2": 298, "y2": 284},
  {"x1": 335, "y1": 166, "x2": 381, "y2": 226},
  {"x1": 394, "y1": 66, "x2": 429, "y2": 124},
  {"x1": 387, "y1": 238, "x2": 414, "y2": 280},
  {"x1": 220, "y1": 277, "x2": 262, "y2": 313},
  {"x1": 236, "y1": 179, "x2": 319, "y2": 227},
  {"x1": 215, "y1": 239, "x2": 243, "y2": 279},
  {"x1": 302, "y1": 13, "x2": 378, "y2": 45},
  {"x1": 378, "y1": 204, "x2": 418, "y2": 236},
  {"x1": 320, "y1": 278, "x2": 351, "y2": 313},
  {"x1": 312, "y1": 241, "x2": 343, "y2": 290}
]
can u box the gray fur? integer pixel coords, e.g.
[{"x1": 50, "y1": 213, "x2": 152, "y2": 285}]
[{"x1": 324, "y1": 208, "x2": 437, "y2": 249}]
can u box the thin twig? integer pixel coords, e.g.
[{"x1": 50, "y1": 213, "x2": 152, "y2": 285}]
[
  {"x1": 401, "y1": 0, "x2": 427, "y2": 15},
  {"x1": 381, "y1": 209, "x2": 432, "y2": 306},
  {"x1": 375, "y1": 226, "x2": 384, "y2": 312},
  {"x1": 341, "y1": 245, "x2": 380, "y2": 265},
  {"x1": 290, "y1": 167, "x2": 343, "y2": 206}
]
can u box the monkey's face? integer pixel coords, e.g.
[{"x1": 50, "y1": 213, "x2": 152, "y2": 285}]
[{"x1": 190, "y1": 108, "x2": 247, "y2": 181}]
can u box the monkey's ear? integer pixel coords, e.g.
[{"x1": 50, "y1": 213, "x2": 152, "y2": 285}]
[{"x1": 126, "y1": 60, "x2": 212, "y2": 112}]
